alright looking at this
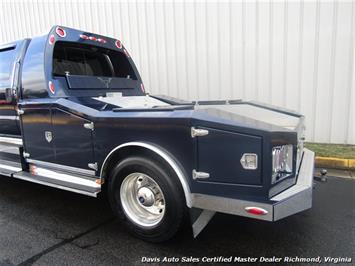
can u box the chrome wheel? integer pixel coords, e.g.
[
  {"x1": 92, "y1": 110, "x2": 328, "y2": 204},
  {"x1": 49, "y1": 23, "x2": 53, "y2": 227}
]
[{"x1": 120, "y1": 172, "x2": 166, "y2": 228}]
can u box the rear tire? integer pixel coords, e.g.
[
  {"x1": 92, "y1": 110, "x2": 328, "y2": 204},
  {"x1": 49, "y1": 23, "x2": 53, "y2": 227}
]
[{"x1": 108, "y1": 156, "x2": 186, "y2": 242}]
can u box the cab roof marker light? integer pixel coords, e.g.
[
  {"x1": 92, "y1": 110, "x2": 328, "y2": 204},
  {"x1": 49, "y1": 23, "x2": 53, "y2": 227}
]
[
  {"x1": 48, "y1": 34, "x2": 55, "y2": 45},
  {"x1": 55, "y1": 27, "x2": 66, "y2": 38},
  {"x1": 245, "y1": 207, "x2": 268, "y2": 215},
  {"x1": 89, "y1": 36, "x2": 97, "y2": 41},
  {"x1": 98, "y1": 38, "x2": 106, "y2": 43},
  {"x1": 80, "y1": 34, "x2": 89, "y2": 40},
  {"x1": 48, "y1": 81, "x2": 55, "y2": 94}
]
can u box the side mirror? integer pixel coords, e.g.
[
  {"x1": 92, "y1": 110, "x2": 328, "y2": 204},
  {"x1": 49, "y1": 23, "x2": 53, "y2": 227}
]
[
  {"x1": 5, "y1": 88, "x2": 16, "y2": 103},
  {"x1": 0, "y1": 88, "x2": 16, "y2": 104}
]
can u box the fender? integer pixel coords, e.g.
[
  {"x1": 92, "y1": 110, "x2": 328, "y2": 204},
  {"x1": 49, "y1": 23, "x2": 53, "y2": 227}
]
[{"x1": 100, "y1": 141, "x2": 192, "y2": 207}]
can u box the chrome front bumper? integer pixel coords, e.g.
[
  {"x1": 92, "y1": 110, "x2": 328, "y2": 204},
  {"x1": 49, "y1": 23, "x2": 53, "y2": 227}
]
[{"x1": 191, "y1": 148, "x2": 315, "y2": 221}]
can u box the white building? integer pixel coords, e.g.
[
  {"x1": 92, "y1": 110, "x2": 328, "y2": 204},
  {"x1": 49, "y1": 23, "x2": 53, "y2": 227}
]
[{"x1": 0, "y1": 0, "x2": 354, "y2": 144}]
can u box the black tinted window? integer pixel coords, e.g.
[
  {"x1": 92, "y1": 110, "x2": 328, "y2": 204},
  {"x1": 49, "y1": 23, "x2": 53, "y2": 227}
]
[
  {"x1": 53, "y1": 42, "x2": 137, "y2": 79},
  {"x1": 0, "y1": 47, "x2": 16, "y2": 85}
]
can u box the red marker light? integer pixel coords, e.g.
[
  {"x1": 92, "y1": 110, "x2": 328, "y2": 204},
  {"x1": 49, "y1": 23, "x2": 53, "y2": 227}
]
[
  {"x1": 98, "y1": 38, "x2": 106, "y2": 43},
  {"x1": 115, "y1": 40, "x2": 122, "y2": 49},
  {"x1": 48, "y1": 34, "x2": 55, "y2": 45},
  {"x1": 30, "y1": 165, "x2": 37, "y2": 175},
  {"x1": 55, "y1": 27, "x2": 66, "y2": 37},
  {"x1": 80, "y1": 34, "x2": 89, "y2": 40},
  {"x1": 89, "y1": 36, "x2": 97, "y2": 41},
  {"x1": 48, "y1": 81, "x2": 55, "y2": 94},
  {"x1": 245, "y1": 207, "x2": 268, "y2": 215}
]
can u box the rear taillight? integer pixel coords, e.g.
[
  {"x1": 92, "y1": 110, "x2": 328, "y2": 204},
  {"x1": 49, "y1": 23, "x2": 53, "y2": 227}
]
[{"x1": 55, "y1": 27, "x2": 66, "y2": 37}]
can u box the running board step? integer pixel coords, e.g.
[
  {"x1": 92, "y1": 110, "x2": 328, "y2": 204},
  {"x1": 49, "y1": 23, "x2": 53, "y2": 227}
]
[
  {"x1": 0, "y1": 159, "x2": 22, "y2": 177},
  {"x1": 12, "y1": 169, "x2": 101, "y2": 197},
  {"x1": 0, "y1": 137, "x2": 23, "y2": 167},
  {"x1": 0, "y1": 136, "x2": 23, "y2": 147}
]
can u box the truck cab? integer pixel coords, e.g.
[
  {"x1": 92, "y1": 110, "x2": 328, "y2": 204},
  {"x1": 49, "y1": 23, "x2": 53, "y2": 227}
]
[{"x1": 0, "y1": 26, "x2": 315, "y2": 242}]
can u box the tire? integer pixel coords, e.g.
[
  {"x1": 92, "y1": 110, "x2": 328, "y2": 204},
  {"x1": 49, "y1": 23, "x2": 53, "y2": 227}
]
[{"x1": 107, "y1": 156, "x2": 186, "y2": 242}]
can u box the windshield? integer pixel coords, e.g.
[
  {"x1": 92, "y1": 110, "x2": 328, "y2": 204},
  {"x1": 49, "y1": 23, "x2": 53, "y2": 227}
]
[{"x1": 53, "y1": 41, "x2": 137, "y2": 80}]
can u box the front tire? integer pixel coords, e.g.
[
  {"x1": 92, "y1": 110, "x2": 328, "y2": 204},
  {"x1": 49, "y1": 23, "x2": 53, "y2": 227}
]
[{"x1": 108, "y1": 156, "x2": 186, "y2": 242}]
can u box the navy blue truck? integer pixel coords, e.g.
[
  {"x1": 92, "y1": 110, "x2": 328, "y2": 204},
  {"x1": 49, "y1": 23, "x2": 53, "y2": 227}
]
[{"x1": 0, "y1": 26, "x2": 315, "y2": 242}]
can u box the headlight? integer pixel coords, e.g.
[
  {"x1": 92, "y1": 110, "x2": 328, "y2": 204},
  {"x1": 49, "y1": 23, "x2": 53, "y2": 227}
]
[{"x1": 272, "y1": 144, "x2": 293, "y2": 184}]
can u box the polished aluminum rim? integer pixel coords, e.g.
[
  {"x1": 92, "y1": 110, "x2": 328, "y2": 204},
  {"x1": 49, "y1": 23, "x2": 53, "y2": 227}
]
[{"x1": 120, "y1": 172, "x2": 165, "y2": 228}]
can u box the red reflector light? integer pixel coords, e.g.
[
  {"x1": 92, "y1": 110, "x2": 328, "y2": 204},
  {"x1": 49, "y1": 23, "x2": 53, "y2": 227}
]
[
  {"x1": 89, "y1": 36, "x2": 97, "y2": 41},
  {"x1": 245, "y1": 207, "x2": 268, "y2": 215},
  {"x1": 48, "y1": 81, "x2": 55, "y2": 94},
  {"x1": 98, "y1": 38, "x2": 106, "y2": 43},
  {"x1": 48, "y1": 34, "x2": 55, "y2": 45},
  {"x1": 115, "y1": 40, "x2": 122, "y2": 49},
  {"x1": 80, "y1": 34, "x2": 89, "y2": 40},
  {"x1": 55, "y1": 27, "x2": 66, "y2": 37}
]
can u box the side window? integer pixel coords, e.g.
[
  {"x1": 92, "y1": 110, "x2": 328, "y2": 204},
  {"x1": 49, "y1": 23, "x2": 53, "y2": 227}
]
[{"x1": 0, "y1": 47, "x2": 16, "y2": 87}]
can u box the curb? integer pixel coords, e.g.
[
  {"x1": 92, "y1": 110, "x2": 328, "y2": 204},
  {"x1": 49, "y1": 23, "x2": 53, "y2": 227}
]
[{"x1": 315, "y1": 156, "x2": 355, "y2": 171}]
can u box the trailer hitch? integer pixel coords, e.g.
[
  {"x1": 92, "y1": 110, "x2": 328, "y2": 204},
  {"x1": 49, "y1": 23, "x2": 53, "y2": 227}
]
[{"x1": 314, "y1": 169, "x2": 328, "y2": 183}]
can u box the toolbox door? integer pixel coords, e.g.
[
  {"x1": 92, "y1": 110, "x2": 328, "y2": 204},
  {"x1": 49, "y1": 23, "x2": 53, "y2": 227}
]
[
  {"x1": 196, "y1": 127, "x2": 262, "y2": 185},
  {"x1": 51, "y1": 108, "x2": 95, "y2": 171}
]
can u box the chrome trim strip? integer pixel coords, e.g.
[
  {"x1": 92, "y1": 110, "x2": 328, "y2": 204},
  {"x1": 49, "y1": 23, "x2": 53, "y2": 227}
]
[
  {"x1": 0, "y1": 163, "x2": 22, "y2": 172},
  {"x1": 33, "y1": 167, "x2": 100, "y2": 188},
  {"x1": 101, "y1": 142, "x2": 192, "y2": 207},
  {"x1": 12, "y1": 173, "x2": 99, "y2": 198},
  {"x1": 0, "y1": 116, "x2": 19, "y2": 121},
  {"x1": 0, "y1": 136, "x2": 23, "y2": 146},
  {"x1": 26, "y1": 159, "x2": 96, "y2": 176}
]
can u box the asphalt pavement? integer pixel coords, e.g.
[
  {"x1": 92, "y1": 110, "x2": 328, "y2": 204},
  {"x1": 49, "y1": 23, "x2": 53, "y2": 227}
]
[{"x1": 0, "y1": 175, "x2": 354, "y2": 265}]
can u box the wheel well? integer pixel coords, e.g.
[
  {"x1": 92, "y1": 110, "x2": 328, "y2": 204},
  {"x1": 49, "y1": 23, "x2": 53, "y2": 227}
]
[
  {"x1": 100, "y1": 144, "x2": 191, "y2": 206},
  {"x1": 102, "y1": 146, "x2": 165, "y2": 179}
]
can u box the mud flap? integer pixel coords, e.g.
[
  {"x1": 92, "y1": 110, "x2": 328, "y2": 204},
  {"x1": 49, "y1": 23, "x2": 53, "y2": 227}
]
[{"x1": 189, "y1": 208, "x2": 216, "y2": 238}]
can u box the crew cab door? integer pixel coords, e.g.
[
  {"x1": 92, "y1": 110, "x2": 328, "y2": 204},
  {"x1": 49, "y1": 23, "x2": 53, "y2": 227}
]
[
  {"x1": 0, "y1": 41, "x2": 28, "y2": 137},
  {"x1": 51, "y1": 108, "x2": 95, "y2": 170}
]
